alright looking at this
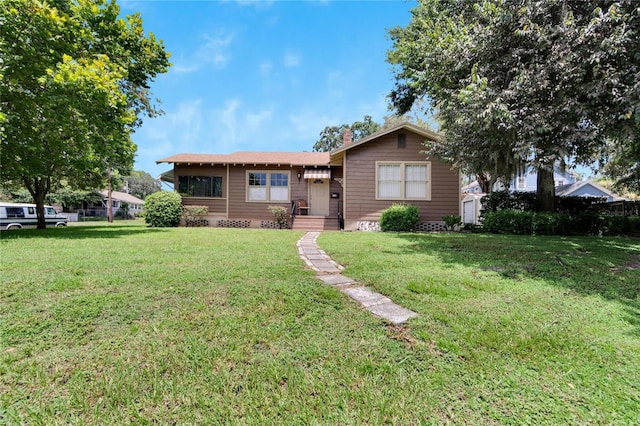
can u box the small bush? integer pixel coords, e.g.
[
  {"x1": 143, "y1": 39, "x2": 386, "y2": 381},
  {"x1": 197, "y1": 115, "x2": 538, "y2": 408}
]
[
  {"x1": 268, "y1": 205, "x2": 288, "y2": 229},
  {"x1": 144, "y1": 191, "x2": 183, "y2": 227},
  {"x1": 183, "y1": 205, "x2": 209, "y2": 227},
  {"x1": 482, "y1": 210, "x2": 530, "y2": 234},
  {"x1": 443, "y1": 215, "x2": 462, "y2": 231},
  {"x1": 380, "y1": 204, "x2": 419, "y2": 232},
  {"x1": 601, "y1": 215, "x2": 640, "y2": 236},
  {"x1": 183, "y1": 205, "x2": 208, "y2": 218}
]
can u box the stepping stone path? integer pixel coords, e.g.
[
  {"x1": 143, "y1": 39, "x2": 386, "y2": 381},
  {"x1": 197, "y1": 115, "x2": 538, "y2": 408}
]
[{"x1": 297, "y1": 232, "x2": 418, "y2": 324}]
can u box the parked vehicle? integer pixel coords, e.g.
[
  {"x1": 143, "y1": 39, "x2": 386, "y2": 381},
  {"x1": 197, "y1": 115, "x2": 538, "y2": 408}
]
[{"x1": 0, "y1": 202, "x2": 68, "y2": 230}]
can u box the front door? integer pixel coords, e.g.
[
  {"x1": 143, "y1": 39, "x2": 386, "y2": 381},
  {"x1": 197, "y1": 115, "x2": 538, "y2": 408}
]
[{"x1": 308, "y1": 179, "x2": 330, "y2": 216}]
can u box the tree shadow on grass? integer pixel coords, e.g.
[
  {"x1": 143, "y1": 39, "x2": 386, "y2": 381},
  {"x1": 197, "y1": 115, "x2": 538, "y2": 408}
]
[
  {"x1": 394, "y1": 232, "x2": 640, "y2": 335},
  {"x1": 0, "y1": 224, "x2": 169, "y2": 240}
]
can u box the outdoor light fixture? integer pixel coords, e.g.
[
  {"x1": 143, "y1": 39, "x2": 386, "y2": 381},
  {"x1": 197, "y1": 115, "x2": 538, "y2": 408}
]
[{"x1": 297, "y1": 172, "x2": 301, "y2": 182}]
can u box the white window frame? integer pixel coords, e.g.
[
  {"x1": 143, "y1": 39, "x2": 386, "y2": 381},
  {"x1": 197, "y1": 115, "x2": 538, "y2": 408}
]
[
  {"x1": 516, "y1": 176, "x2": 527, "y2": 190},
  {"x1": 375, "y1": 161, "x2": 431, "y2": 201},
  {"x1": 246, "y1": 170, "x2": 291, "y2": 203}
]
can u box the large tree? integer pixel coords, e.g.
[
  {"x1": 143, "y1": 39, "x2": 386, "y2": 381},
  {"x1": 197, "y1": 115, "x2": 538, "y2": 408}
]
[
  {"x1": 312, "y1": 114, "x2": 438, "y2": 152},
  {"x1": 123, "y1": 170, "x2": 162, "y2": 200},
  {"x1": 312, "y1": 115, "x2": 381, "y2": 152},
  {"x1": 388, "y1": 0, "x2": 639, "y2": 211},
  {"x1": 0, "y1": 0, "x2": 170, "y2": 228},
  {"x1": 602, "y1": 124, "x2": 640, "y2": 194}
]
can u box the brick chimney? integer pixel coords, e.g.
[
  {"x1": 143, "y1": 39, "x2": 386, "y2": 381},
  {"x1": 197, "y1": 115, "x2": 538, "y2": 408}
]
[{"x1": 343, "y1": 128, "x2": 352, "y2": 146}]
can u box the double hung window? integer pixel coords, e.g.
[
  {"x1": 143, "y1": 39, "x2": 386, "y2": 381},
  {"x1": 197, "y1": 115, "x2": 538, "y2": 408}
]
[
  {"x1": 247, "y1": 171, "x2": 289, "y2": 202},
  {"x1": 376, "y1": 162, "x2": 430, "y2": 200}
]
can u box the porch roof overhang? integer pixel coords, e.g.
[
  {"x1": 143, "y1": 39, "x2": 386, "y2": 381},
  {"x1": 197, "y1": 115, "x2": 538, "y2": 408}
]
[
  {"x1": 158, "y1": 169, "x2": 174, "y2": 183},
  {"x1": 303, "y1": 169, "x2": 331, "y2": 179},
  {"x1": 156, "y1": 151, "x2": 331, "y2": 167}
]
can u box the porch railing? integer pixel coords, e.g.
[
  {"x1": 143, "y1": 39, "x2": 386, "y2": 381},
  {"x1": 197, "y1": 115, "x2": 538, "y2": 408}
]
[{"x1": 290, "y1": 200, "x2": 297, "y2": 227}]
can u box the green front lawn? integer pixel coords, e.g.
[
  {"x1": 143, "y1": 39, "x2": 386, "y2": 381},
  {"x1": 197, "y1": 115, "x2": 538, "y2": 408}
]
[{"x1": 1, "y1": 225, "x2": 638, "y2": 424}]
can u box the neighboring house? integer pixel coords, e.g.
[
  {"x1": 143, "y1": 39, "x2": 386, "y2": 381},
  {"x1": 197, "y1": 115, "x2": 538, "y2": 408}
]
[
  {"x1": 497, "y1": 166, "x2": 578, "y2": 192},
  {"x1": 461, "y1": 180, "x2": 483, "y2": 195},
  {"x1": 156, "y1": 123, "x2": 460, "y2": 231},
  {"x1": 99, "y1": 190, "x2": 145, "y2": 218},
  {"x1": 556, "y1": 180, "x2": 625, "y2": 202}
]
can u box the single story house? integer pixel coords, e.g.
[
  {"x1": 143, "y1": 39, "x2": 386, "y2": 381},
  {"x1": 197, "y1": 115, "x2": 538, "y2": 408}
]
[
  {"x1": 99, "y1": 190, "x2": 145, "y2": 218},
  {"x1": 157, "y1": 123, "x2": 460, "y2": 231},
  {"x1": 555, "y1": 180, "x2": 625, "y2": 202}
]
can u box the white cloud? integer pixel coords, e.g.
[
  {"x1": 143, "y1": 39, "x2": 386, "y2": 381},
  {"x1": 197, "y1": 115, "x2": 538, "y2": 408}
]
[
  {"x1": 326, "y1": 70, "x2": 345, "y2": 99},
  {"x1": 198, "y1": 32, "x2": 234, "y2": 68},
  {"x1": 171, "y1": 63, "x2": 200, "y2": 74},
  {"x1": 246, "y1": 108, "x2": 273, "y2": 129},
  {"x1": 288, "y1": 108, "x2": 342, "y2": 143},
  {"x1": 166, "y1": 31, "x2": 235, "y2": 75},
  {"x1": 283, "y1": 51, "x2": 301, "y2": 68},
  {"x1": 259, "y1": 61, "x2": 273, "y2": 76},
  {"x1": 119, "y1": 0, "x2": 150, "y2": 13},
  {"x1": 139, "y1": 100, "x2": 203, "y2": 150},
  {"x1": 134, "y1": 99, "x2": 206, "y2": 176},
  {"x1": 231, "y1": 0, "x2": 275, "y2": 9}
]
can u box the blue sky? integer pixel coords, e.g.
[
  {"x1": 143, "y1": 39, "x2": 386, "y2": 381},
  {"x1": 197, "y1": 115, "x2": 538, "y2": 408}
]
[{"x1": 120, "y1": 0, "x2": 418, "y2": 179}]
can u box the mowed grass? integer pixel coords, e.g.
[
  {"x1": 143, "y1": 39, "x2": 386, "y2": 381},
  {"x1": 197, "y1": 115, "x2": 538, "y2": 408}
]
[{"x1": 0, "y1": 224, "x2": 638, "y2": 424}]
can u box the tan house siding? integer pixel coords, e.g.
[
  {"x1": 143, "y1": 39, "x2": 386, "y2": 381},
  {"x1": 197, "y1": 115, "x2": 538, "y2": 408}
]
[
  {"x1": 227, "y1": 166, "x2": 295, "y2": 221},
  {"x1": 174, "y1": 164, "x2": 228, "y2": 215},
  {"x1": 343, "y1": 130, "x2": 459, "y2": 229},
  {"x1": 175, "y1": 164, "x2": 340, "y2": 224}
]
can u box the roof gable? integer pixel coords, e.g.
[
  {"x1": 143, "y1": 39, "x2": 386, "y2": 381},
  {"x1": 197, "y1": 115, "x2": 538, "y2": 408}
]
[
  {"x1": 330, "y1": 122, "x2": 442, "y2": 157},
  {"x1": 100, "y1": 190, "x2": 145, "y2": 204},
  {"x1": 556, "y1": 180, "x2": 624, "y2": 200}
]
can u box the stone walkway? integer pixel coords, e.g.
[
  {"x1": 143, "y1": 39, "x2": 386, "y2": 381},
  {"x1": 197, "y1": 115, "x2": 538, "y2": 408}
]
[{"x1": 297, "y1": 232, "x2": 418, "y2": 324}]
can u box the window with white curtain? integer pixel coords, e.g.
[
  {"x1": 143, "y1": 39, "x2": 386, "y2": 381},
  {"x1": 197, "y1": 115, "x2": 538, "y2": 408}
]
[
  {"x1": 247, "y1": 171, "x2": 290, "y2": 202},
  {"x1": 269, "y1": 173, "x2": 289, "y2": 201},
  {"x1": 376, "y1": 162, "x2": 430, "y2": 200}
]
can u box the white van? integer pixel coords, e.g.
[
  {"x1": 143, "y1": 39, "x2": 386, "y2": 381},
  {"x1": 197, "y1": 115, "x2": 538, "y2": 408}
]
[{"x1": 0, "y1": 202, "x2": 68, "y2": 230}]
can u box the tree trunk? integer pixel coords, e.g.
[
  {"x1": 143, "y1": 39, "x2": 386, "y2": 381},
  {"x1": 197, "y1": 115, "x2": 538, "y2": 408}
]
[
  {"x1": 23, "y1": 176, "x2": 50, "y2": 229},
  {"x1": 536, "y1": 167, "x2": 556, "y2": 212},
  {"x1": 477, "y1": 172, "x2": 492, "y2": 193}
]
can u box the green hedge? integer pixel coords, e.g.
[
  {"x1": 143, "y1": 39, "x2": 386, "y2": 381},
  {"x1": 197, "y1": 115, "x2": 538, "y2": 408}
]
[
  {"x1": 144, "y1": 191, "x2": 183, "y2": 227},
  {"x1": 481, "y1": 210, "x2": 640, "y2": 236},
  {"x1": 380, "y1": 204, "x2": 419, "y2": 232},
  {"x1": 479, "y1": 191, "x2": 639, "y2": 235},
  {"x1": 481, "y1": 190, "x2": 607, "y2": 215}
]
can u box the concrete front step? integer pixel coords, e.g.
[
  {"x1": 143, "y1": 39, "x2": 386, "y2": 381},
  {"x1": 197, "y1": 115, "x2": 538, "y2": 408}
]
[{"x1": 291, "y1": 216, "x2": 340, "y2": 231}]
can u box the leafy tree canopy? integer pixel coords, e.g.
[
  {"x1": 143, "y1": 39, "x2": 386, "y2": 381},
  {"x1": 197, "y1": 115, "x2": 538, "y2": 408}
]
[
  {"x1": 312, "y1": 114, "x2": 435, "y2": 152},
  {"x1": 602, "y1": 123, "x2": 640, "y2": 194},
  {"x1": 312, "y1": 115, "x2": 381, "y2": 152},
  {"x1": 0, "y1": 0, "x2": 170, "y2": 227},
  {"x1": 122, "y1": 170, "x2": 162, "y2": 200},
  {"x1": 387, "y1": 0, "x2": 639, "y2": 210}
]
